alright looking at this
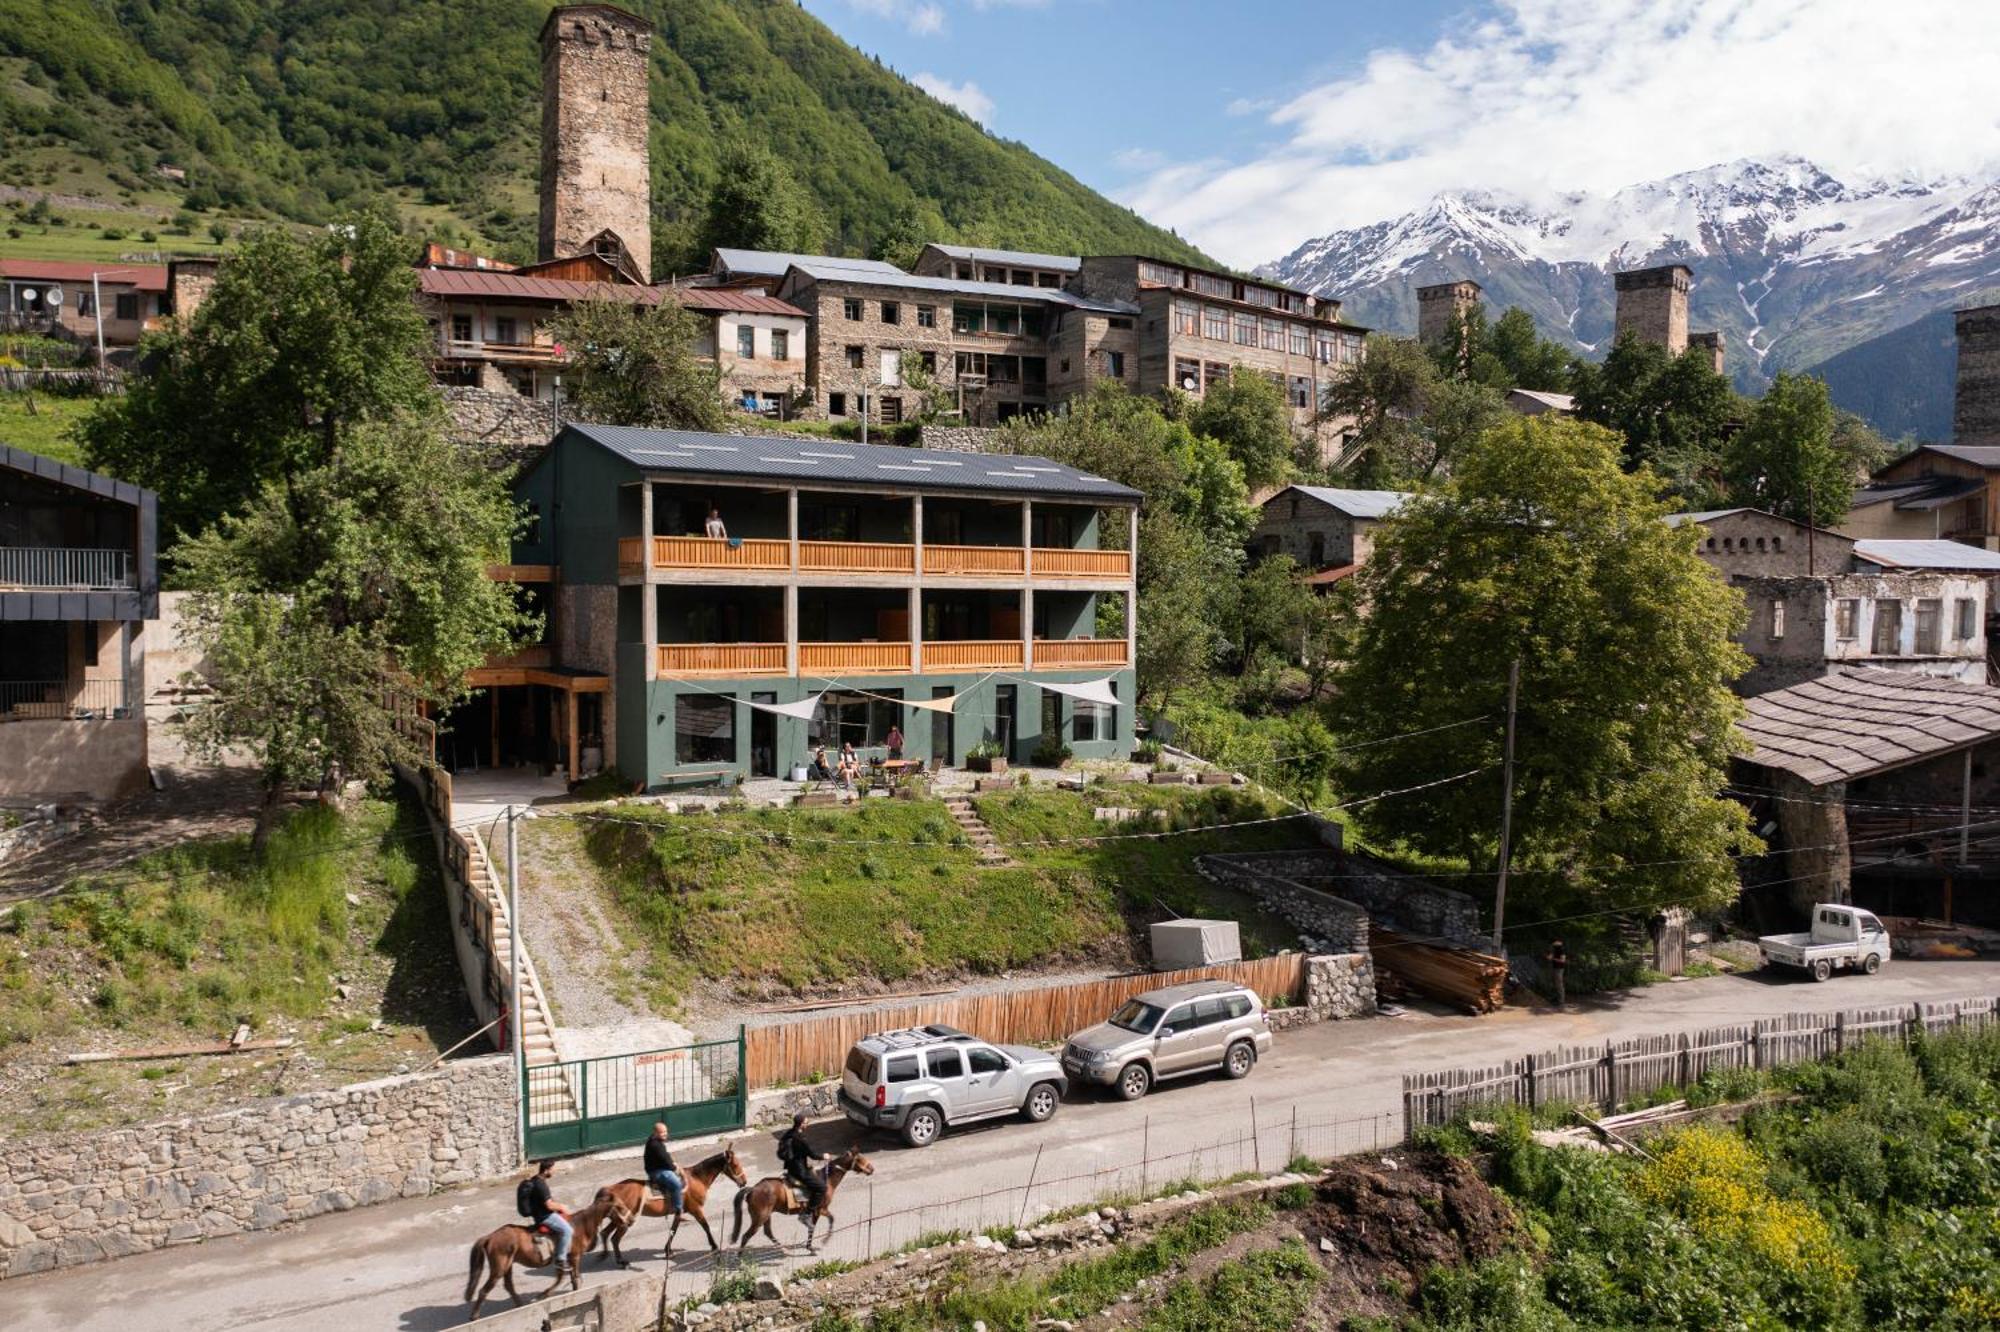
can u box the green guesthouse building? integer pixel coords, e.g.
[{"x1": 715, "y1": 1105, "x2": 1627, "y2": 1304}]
[{"x1": 471, "y1": 423, "x2": 1140, "y2": 787}]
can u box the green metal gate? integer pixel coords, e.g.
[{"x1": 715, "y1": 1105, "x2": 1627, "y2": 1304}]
[{"x1": 523, "y1": 1028, "x2": 746, "y2": 1159}]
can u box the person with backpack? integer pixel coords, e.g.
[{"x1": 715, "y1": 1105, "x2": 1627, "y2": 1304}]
[
  {"x1": 643, "y1": 1121, "x2": 684, "y2": 1217},
  {"x1": 776, "y1": 1112, "x2": 827, "y2": 1216},
  {"x1": 516, "y1": 1159, "x2": 573, "y2": 1268}
]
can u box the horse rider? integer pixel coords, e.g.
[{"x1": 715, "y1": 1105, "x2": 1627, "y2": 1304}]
[
  {"x1": 777, "y1": 1112, "x2": 828, "y2": 1215},
  {"x1": 644, "y1": 1121, "x2": 685, "y2": 1218},
  {"x1": 519, "y1": 1159, "x2": 573, "y2": 1269}
]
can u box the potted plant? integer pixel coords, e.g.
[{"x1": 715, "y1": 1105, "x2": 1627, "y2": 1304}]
[
  {"x1": 1030, "y1": 735, "x2": 1073, "y2": 769},
  {"x1": 966, "y1": 740, "x2": 1008, "y2": 774},
  {"x1": 794, "y1": 779, "x2": 839, "y2": 808}
]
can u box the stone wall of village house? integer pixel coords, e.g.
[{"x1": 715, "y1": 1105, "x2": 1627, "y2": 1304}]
[
  {"x1": 1249, "y1": 494, "x2": 1370, "y2": 569},
  {"x1": 1734, "y1": 572, "x2": 1987, "y2": 696},
  {"x1": 443, "y1": 387, "x2": 560, "y2": 453},
  {"x1": 1684, "y1": 510, "x2": 1855, "y2": 580},
  {"x1": 1046, "y1": 309, "x2": 1138, "y2": 405},
  {"x1": 791, "y1": 280, "x2": 961, "y2": 423},
  {"x1": 0, "y1": 1057, "x2": 517, "y2": 1280}
]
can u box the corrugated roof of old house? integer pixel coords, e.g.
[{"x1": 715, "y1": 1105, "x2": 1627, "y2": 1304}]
[
  {"x1": 1737, "y1": 668, "x2": 2000, "y2": 787},
  {"x1": 0, "y1": 259, "x2": 168, "y2": 291},
  {"x1": 924, "y1": 243, "x2": 1082, "y2": 272},
  {"x1": 416, "y1": 269, "x2": 804, "y2": 317},
  {"x1": 1282, "y1": 486, "x2": 1410, "y2": 519},
  {"x1": 1853, "y1": 539, "x2": 2000, "y2": 571}
]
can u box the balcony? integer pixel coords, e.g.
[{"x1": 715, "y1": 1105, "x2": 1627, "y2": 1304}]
[
  {"x1": 652, "y1": 536, "x2": 790, "y2": 571},
  {"x1": 924, "y1": 545, "x2": 1026, "y2": 577},
  {"x1": 799, "y1": 641, "x2": 913, "y2": 674},
  {"x1": 620, "y1": 538, "x2": 1129, "y2": 580},
  {"x1": 799, "y1": 541, "x2": 916, "y2": 575},
  {"x1": 1033, "y1": 638, "x2": 1128, "y2": 668},
  {"x1": 1, "y1": 678, "x2": 129, "y2": 721},
  {"x1": 0, "y1": 545, "x2": 134, "y2": 591},
  {"x1": 659, "y1": 643, "x2": 787, "y2": 676},
  {"x1": 439, "y1": 339, "x2": 565, "y2": 363},
  {"x1": 926, "y1": 640, "x2": 1025, "y2": 671},
  {"x1": 1031, "y1": 548, "x2": 1130, "y2": 579}
]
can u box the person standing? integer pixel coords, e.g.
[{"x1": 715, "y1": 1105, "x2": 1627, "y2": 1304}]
[
  {"x1": 705, "y1": 506, "x2": 728, "y2": 539},
  {"x1": 1543, "y1": 939, "x2": 1568, "y2": 1008},
  {"x1": 519, "y1": 1159, "x2": 573, "y2": 1269},
  {"x1": 885, "y1": 723, "x2": 904, "y2": 760},
  {"x1": 643, "y1": 1121, "x2": 684, "y2": 1218}
]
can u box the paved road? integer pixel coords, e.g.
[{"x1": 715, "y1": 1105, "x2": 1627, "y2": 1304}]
[{"x1": 10, "y1": 961, "x2": 1997, "y2": 1331}]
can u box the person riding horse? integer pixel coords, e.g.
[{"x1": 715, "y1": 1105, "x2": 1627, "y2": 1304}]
[
  {"x1": 776, "y1": 1112, "x2": 827, "y2": 1216},
  {"x1": 643, "y1": 1122, "x2": 685, "y2": 1219}
]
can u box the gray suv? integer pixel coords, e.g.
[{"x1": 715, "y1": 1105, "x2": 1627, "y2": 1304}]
[
  {"x1": 1061, "y1": 980, "x2": 1273, "y2": 1101},
  {"x1": 837, "y1": 1024, "x2": 1068, "y2": 1148}
]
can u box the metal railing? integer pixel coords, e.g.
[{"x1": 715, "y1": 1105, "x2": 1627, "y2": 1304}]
[
  {"x1": 0, "y1": 678, "x2": 129, "y2": 720},
  {"x1": 523, "y1": 1030, "x2": 746, "y2": 1158},
  {"x1": 0, "y1": 546, "x2": 134, "y2": 590}
]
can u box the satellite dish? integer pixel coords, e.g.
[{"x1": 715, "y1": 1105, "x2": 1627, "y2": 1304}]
[
  {"x1": 44, "y1": 287, "x2": 62, "y2": 307},
  {"x1": 1180, "y1": 375, "x2": 1198, "y2": 391},
  {"x1": 18, "y1": 288, "x2": 36, "y2": 304}
]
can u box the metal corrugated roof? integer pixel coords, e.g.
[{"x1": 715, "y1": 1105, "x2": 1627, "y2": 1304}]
[
  {"x1": 1913, "y1": 444, "x2": 2000, "y2": 467},
  {"x1": 560, "y1": 423, "x2": 1141, "y2": 502},
  {"x1": 712, "y1": 249, "x2": 905, "y2": 280},
  {"x1": 1853, "y1": 539, "x2": 2000, "y2": 571},
  {"x1": 1286, "y1": 486, "x2": 1410, "y2": 519},
  {"x1": 1737, "y1": 668, "x2": 2000, "y2": 786},
  {"x1": 785, "y1": 260, "x2": 1137, "y2": 314},
  {"x1": 1507, "y1": 389, "x2": 1575, "y2": 411},
  {"x1": 926, "y1": 244, "x2": 1082, "y2": 272},
  {"x1": 0, "y1": 443, "x2": 152, "y2": 506},
  {"x1": 1664, "y1": 507, "x2": 1754, "y2": 526},
  {"x1": 668, "y1": 287, "x2": 807, "y2": 316},
  {"x1": 0, "y1": 259, "x2": 168, "y2": 292},
  {"x1": 419, "y1": 268, "x2": 660, "y2": 304}
]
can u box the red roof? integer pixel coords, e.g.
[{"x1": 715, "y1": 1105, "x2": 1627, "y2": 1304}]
[
  {"x1": 0, "y1": 259, "x2": 168, "y2": 292},
  {"x1": 1305, "y1": 563, "x2": 1360, "y2": 586},
  {"x1": 418, "y1": 268, "x2": 803, "y2": 317}
]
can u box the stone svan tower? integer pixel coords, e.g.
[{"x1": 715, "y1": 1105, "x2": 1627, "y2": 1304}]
[
  {"x1": 1686, "y1": 329, "x2": 1725, "y2": 376},
  {"x1": 1613, "y1": 263, "x2": 1691, "y2": 356},
  {"x1": 1955, "y1": 303, "x2": 2000, "y2": 445},
  {"x1": 1416, "y1": 279, "x2": 1482, "y2": 360},
  {"x1": 539, "y1": 4, "x2": 653, "y2": 283}
]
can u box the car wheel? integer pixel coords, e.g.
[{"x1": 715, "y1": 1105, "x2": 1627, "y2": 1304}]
[
  {"x1": 1811, "y1": 958, "x2": 1831, "y2": 982},
  {"x1": 1223, "y1": 1040, "x2": 1255, "y2": 1080},
  {"x1": 1116, "y1": 1062, "x2": 1152, "y2": 1101},
  {"x1": 900, "y1": 1105, "x2": 944, "y2": 1148},
  {"x1": 1021, "y1": 1081, "x2": 1061, "y2": 1123},
  {"x1": 1863, "y1": 953, "x2": 1881, "y2": 975}
]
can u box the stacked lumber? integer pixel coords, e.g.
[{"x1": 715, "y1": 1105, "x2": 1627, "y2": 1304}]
[{"x1": 1371, "y1": 927, "x2": 1508, "y2": 1014}]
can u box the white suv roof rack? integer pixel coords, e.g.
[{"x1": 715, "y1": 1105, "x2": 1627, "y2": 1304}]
[{"x1": 861, "y1": 1023, "x2": 975, "y2": 1051}]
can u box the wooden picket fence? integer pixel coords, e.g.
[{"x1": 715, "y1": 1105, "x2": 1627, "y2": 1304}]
[
  {"x1": 746, "y1": 954, "x2": 1307, "y2": 1088},
  {"x1": 1402, "y1": 994, "x2": 1999, "y2": 1133}
]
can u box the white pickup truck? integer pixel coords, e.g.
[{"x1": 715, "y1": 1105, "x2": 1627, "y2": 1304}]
[{"x1": 1759, "y1": 904, "x2": 1892, "y2": 982}]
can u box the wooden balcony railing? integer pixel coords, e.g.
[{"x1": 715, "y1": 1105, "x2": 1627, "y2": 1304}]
[
  {"x1": 651, "y1": 536, "x2": 790, "y2": 571},
  {"x1": 925, "y1": 640, "x2": 1025, "y2": 671},
  {"x1": 1033, "y1": 638, "x2": 1129, "y2": 668},
  {"x1": 617, "y1": 537, "x2": 645, "y2": 575},
  {"x1": 659, "y1": 643, "x2": 787, "y2": 676},
  {"x1": 923, "y1": 544, "x2": 1026, "y2": 576},
  {"x1": 1031, "y1": 548, "x2": 1131, "y2": 579},
  {"x1": 798, "y1": 541, "x2": 916, "y2": 574},
  {"x1": 798, "y1": 641, "x2": 913, "y2": 674}
]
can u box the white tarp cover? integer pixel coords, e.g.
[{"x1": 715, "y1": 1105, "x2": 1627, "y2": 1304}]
[
  {"x1": 1150, "y1": 919, "x2": 1242, "y2": 970},
  {"x1": 1022, "y1": 674, "x2": 1121, "y2": 707}
]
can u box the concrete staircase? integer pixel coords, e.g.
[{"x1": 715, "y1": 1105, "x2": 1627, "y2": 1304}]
[
  {"x1": 945, "y1": 796, "x2": 1014, "y2": 867},
  {"x1": 464, "y1": 826, "x2": 576, "y2": 1118}
]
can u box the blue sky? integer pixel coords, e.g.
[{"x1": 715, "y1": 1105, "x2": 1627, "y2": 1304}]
[{"x1": 800, "y1": 0, "x2": 1999, "y2": 269}]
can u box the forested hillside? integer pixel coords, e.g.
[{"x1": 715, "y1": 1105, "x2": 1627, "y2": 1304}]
[{"x1": 0, "y1": 0, "x2": 1206, "y2": 271}]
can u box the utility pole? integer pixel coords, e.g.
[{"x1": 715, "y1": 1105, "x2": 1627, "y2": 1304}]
[
  {"x1": 89, "y1": 268, "x2": 131, "y2": 375},
  {"x1": 1492, "y1": 657, "x2": 1520, "y2": 957},
  {"x1": 507, "y1": 803, "x2": 524, "y2": 1161}
]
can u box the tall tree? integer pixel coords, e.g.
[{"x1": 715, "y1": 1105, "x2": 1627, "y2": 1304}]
[
  {"x1": 1327, "y1": 415, "x2": 1756, "y2": 922},
  {"x1": 1322, "y1": 334, "x2": 1436, "y2": 487},
  {"x1": 1723, "y1": 371, "x2": 1853, "y2": 526},
  {"x1": 548, "y1": 297, "x2": 726, "y2": 432},
  {"x1": 1486, "y1": 307, "x2": 1575, "y2": 392},
  {"x1": 696, "y1": 144, "x2": 827, "y2": 258},
  {"x1": 1187, "y1": 369, "x2": 1297, "y2": 492},
  {"x1": 1571, "y1": 331, "x2": 1739, "y2": 506},
  {"x1": 80, "y1": 210, "x2": 435, "y2": 544},
  {"x1": 177, "y1": 417, "x2": 533, "y2": 845}
]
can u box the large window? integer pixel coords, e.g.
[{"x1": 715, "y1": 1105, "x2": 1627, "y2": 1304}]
[
  {"x1": 1102, "y1": 350, "x2": 1126, "y2": 379},
  {"x1": 1202, "y1": 305, "x2": 1230, "y2": 341},
  {"x1": 1871, "y1": 599, "x2": 1902, "y2": 654},
  {"x1": 1174, "y1": 299, "x2": 1200, "y2": 336},
  {"x1": 1290, "y1": 325, "x2": 1311, "y2": 357},
  {"x1": 1234, "y1": 313, "x2": 1258, "y2": 347},
  {"x1": 1834, "y1": 598, "x2": 1860, "y2": 640},
  {"x1": 845, "y1": 345, "x2": 864, "y2": 369},
  {"x1": 1260, "y1": 317, "x2": 1285, "y2": 351},
  {"x1": 1174, "y1": 358, "x2": 1202, "y2": 392},
  {"x1": 881, "y1": 300, "x2": 900, "y2": 325},
  {"x1": 675, "y1": 694, "x2": 734, "y2": 765},
  {"x1": 771, "y1": 328, "x2": 789, "y2": 360},
  {"x1": 843, "y1": 298, "x2": 863, "y2": 321},
  {"x1": 1916, "y1": 598, "x2": 1942, "y2": 654},
  {"x1": 1190, "y1": 272, "x2": 1234, "y2": 299},
  {"x1": 813, "y1": 690, "x2": 903, "y2": 748},
  {"x1": 1139, "y1": 261, "x2": 1182, "y2": 287},
  {"x1": 1074, "y1": 683, "x2": 1115, "y2": 742},
  {"x1": 916, "y1": 305, "x2": 936, "y2": 328},
  {"x1": 737, "y1": 326, "x2": 755, "y2": 358}
]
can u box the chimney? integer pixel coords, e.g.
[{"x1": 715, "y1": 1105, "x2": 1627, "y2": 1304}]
[
  {"x1": 539, "y1": 4, "x2": 654, "y2": 282},
  {"x1": 1686, "y1": 329, "x2": 1724, "y2": 376},
  {"x1": 1612, "y1": 263, "x2": 1691, "y2": 355},
  {"x1": 1956, "y1": 304, "x2": 2000, "y2": 445}
]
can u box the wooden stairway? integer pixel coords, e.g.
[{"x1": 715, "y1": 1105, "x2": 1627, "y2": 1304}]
[{"x1": 945, "y1": 796, "x2": 1014, "y2": 867}]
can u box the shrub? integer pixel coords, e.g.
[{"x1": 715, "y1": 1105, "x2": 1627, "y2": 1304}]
[{"x1": 1031, "y1": 734, "x2": 1072, "y2": 767}]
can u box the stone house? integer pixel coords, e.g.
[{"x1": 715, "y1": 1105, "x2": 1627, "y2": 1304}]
[
  {"x1": 912, "y1": 244, "x2": 1077, "y2": 290},
  {"x1": 1, "y1": 259, "x2": 168, "y2": 353},
  {"x1": 1732, "y1": 570, "x2": 1987, "y2": 696},
  {"x1": 1666, "y1": 507, "x2": 1856, "y2": 580},
  {"x1": 0, "y1": 445, "x2": 158, "y2": 803},
  {"x1": 1248, "y1": 485, "x2": 1409, "y2": 575}
]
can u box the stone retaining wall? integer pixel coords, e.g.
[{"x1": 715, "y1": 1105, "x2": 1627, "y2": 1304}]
[
  {"x1": 1198, "y1": 853, "x2": 1371, "y2": 954},
  {"x1": 915, "y1": 425, "x2": 1002, "y2": 453},
  {"x1": 0, "y1": 1056, "x2": 517, "y2": 1280},
  {"x1": 442, "y1": 387, "x2": 559, "y2": 454},
  {"x1": 1208, "y1": 849, "x2": 1482, "y2": 948}
]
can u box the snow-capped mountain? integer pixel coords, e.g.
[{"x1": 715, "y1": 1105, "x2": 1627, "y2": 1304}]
[{"x1": 1260, "y1": 156, "x2": 2000, "y2": 416}]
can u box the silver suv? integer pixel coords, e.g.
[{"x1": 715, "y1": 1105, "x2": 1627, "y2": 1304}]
[
  {"x1": 1061, "y1": 980, "x2": 1273, "y2": 1101},
  {"x1": 837, "y1": 1024, "x2": 1068, "y2": 1148}
]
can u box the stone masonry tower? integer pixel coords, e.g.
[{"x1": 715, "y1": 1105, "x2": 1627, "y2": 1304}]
[
  {"x1": 539, "y1": 4, "x2": 653, "y2": 282},
  {"x1": 1954, "y1": 304, "x2": 2000, "y2": 444},
  {"x1": 1686, "y1": 329, "x2": 1725, "y2": 376},
  {"x1": 1613, "y1": 263, "x2": 1691, "y2": 356},
  {"x1": 1416, "y1": 279, "x2": 1483, "y2": 353}
]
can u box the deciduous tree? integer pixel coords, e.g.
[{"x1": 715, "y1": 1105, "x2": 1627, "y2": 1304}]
[
  {"x1": 548, "y1": 297, "x2": 726, "y2": 432},
  {"x1": 1723, "y1": 371, "x2": 1853, "y2": 527},
  {"x1": 696, "y1": 144, "x2": 826, "y2": 258},
  {"x1": 1570, "y1": 331, "x2": 1740, "y2": 506},
  {"x1": 1327, "y1": 415, "x2": 1756, "y2": 922},
  {"x1": 1187, "y1": 369, "x2": 1296, "y2": 493}
]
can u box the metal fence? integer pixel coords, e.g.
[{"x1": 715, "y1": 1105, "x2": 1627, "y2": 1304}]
[
  {"x1": 0, "y1": 545, "x2": 133, "y2": 591},
  {"x1": 0, "y1": 678, "x2": 129, "y2": 720},
  {"x1": 525, "y1": 1032, "x2": 747, "y2": 1159},
  {"x1": 1402, "y1": 994, "x2": 2000, "y2": 1131}
]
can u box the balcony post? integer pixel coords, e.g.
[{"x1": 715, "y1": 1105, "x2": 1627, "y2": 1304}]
[
  {"x1": 784, "y1": 585, "x2": 799, "y2": 678},
  {"x1": 910, "y1": 585, "x2": 922, "y2": 674},
  {"x1": 639, "y1": 481, "x2": 657, "y2": 680},
  {"x1": 120, "y1": 620, "x2": 135, "y2": 715},
  {"x1": 1127, "y1": 504, "x2": 1139, "y2": 671},
  {"x1": 911, "y1": 493, "x2": 924, "y2": 574},
  {"x1": 1022, "y1": 586, "x2": 1034, "y2": 671}
]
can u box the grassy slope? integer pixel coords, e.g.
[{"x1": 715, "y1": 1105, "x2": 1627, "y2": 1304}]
[
  {"x1": 0, "y1": 793, "x2": 473, "y2": 1135},
  {"x1": 0, "y1": 388, "x2": 94, "y2": 464},
  {"x1": 0, "y1": 0, "x2": 1208, "y2": 268},
  {"x1": 564, "y1": 784, "x2": 1310, "y2": 1000}
]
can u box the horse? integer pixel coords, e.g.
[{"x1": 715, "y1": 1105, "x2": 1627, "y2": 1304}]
[
  {"x1": 463, "y1": 1195, "x2": 629, "y2": 1323},
  {"x1": 730, "y1": 1146, "x2": 874, "y2": 1253},
  {"x1": 590, "y1": 1142, "x2": 750, "y2": 1267}
]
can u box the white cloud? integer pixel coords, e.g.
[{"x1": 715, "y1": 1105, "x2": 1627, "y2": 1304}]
[
  {"x1": 1113, "y1": 147, "x2": 1167, "y2": 172},
  {"x1": 847, "y1": 0, "x2": 946, "y2": 36},
  {"x1": 913, "y1": 72, "x2": 996, "y2": 125},
  {"x1": 1122, "y1": 0, "x2": 2000, "y2": 267},
  {"x1": 1223, "y1": 96, "x2": 1274, "y2": 118}
]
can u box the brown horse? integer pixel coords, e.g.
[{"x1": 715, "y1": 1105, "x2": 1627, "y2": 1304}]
[
  {"x1": 731, "y1": 1146, "x2": 874, "y2": 1253},
  {"x1": 590, "y1": 1143, "x2": 750, "y2": 1267},
  {"x1": 463, "y1": 1195, "x2": 629, "y2": 1322}
]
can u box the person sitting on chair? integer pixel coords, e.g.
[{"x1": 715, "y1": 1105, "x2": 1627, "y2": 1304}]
[
  {"x1": 777, "y1": 1112, "x2": 827, "y2": 1216},
  {"x1": 809, "y1": 745, "x2": 833, "y2": 782},
  {"x1": 837, "y1": 742, "x2": 860, "y2": 790},
  {"x1": 643, "y1": 1121, "x2": 684, "y2": 1217}
]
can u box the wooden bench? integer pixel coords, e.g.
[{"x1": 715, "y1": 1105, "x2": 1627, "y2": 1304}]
[{"x1": 657, "y1": 768, "x2": 735, "y2": 790}]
